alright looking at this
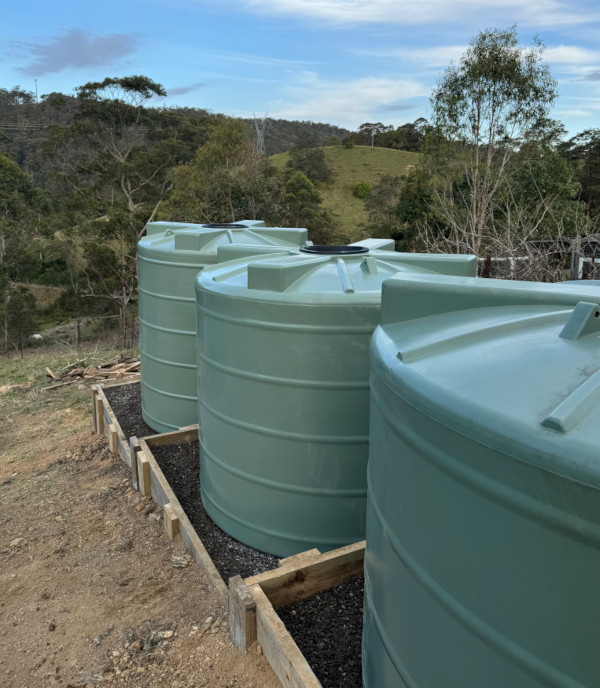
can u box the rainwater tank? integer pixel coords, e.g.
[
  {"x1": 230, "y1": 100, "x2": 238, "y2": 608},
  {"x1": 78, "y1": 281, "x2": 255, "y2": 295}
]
[
  {"x1": 138, "y1": 222, "x2": 307, "y2": 433},
  {"x1": 195, "y1": 248, "x2": 477, "y2": 557},
  {"x1": 364, "y1": 273, "x2": 600, "y2": 688}
]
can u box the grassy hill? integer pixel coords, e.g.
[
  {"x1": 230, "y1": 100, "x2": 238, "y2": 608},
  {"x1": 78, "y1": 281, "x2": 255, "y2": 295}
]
[{"x1": 271, "y1": 145, "x2": 419, "y2": 241}]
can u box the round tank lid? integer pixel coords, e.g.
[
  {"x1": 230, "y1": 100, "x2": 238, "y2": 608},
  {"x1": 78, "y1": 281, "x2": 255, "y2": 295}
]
[
  {"x1": 376, "y1": 273, "x2": 600, "y2": 482},
  {"x1": 300, "y1": 245, "x2": 368, "y2": 255},
  {"x1": 202, "y1": 223, "x2": 248, "y2": 229}
]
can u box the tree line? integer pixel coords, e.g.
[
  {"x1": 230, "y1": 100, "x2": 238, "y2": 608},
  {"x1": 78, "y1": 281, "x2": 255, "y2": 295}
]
[
  {"x1": 3, "y1": 25, "x2": 600, "y2": 352},
  {"x1": 360, "y1": 27, "x2": 600, "y2": 282},
  {"x1": 0, "y1": 77, "x2": 351, "y2": 351}
]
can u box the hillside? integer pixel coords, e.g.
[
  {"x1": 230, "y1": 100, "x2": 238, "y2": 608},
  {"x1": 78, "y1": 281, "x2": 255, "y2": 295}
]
[{"x1": 271, "y1": 145, "x2": 419, "y2": 240}]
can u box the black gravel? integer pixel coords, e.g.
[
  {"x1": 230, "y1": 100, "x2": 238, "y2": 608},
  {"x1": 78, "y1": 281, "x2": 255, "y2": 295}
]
[
  {"x1": 103, "y1": 381, "x2": 363, "y2": 681},
  {"x1": 151, "y1": 440, "x2": 279, "y2": 581},
  {"x1": 103, "y1": 381, "x2": 278, "y2": 580},
  {"x1": 103, "y1": 382, "x2": 154, "y2": 440},
  {"x1": 277, "y1": 576, "x2": 364, "y2": 688}
]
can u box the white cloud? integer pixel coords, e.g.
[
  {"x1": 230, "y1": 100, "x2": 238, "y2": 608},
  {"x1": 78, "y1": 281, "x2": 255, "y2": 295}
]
[
  {"x1": 243, "y1": 0, "x2": 599, "y2": 27},
  {"x1": 357, "y1": 45, "x2": 467, "y2": 67},
  {"x1": 268, "y1": 71, "x2": 428, "y2": 128},
  {"x1": 544, "y1": 46, "x2": 600, "y2": 64}
]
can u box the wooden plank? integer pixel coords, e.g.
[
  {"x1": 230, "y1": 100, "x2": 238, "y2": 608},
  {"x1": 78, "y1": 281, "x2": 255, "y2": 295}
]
[
  {"x1": 163, "y1": 503, "x2": 180, "y2": 540},
  {"x1": 246, "y1": 541, "x2": 365, "y2": 609},
  {"x1": 144, "y1": 425, "x2": 199, "y2": 448},
  {"x1": 278, "y1": 549, "x2": 321, "y2": 567},
  {"x1": 137, "y1": 451, "x2": 151, "y2": 497},
  {"x1": 179, "y1": 515, "x2": 228, "y2": 598},
  {"x1": 117, "y1": 434, "x2": 131, "y2": 468},
  {"x1": 229, "y1": 575, "x2": 257, "y2": 653},
  {"x1": 139, "y1": 437, "x2": 227, "y2": 597},
  {"x1": 254, "y1": 585, "x2": 322, "y2": 688},
  {"x1": 92, "y1": 382, "x2": 138, "y2": 468}
]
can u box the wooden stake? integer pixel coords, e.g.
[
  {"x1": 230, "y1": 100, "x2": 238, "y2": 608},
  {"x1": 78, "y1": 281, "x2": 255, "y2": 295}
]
[
  {"x1": 107, "y1": 424, "x2": 118, "y2": 454},
  {"x1": 163, "y1": 503, "x2": 180, "y2": 540},
  {"x1": 95, "y1": 395, "x2": 104, "y2": 435},
  {"x1": 229, "y1": 575, "x2": 257, "y2": 653},
  {"x1": 138, "y1": 452, "x2": 151, "y2": 497}
]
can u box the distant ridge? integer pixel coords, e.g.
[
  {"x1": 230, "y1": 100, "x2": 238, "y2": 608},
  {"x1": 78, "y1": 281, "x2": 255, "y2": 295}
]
[{"x1": 271, "y1": 145, "x2": 419, "y2": 239}]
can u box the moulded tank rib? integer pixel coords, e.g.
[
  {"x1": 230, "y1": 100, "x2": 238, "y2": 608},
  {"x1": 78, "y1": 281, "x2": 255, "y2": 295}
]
[{"x1": 364, "y1": 273, "x2": 600, "y2": 688}]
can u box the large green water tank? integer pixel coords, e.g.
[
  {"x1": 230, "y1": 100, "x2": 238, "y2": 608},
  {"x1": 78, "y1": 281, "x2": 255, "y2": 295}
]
[
  {"x1": 138, "y1": 222, "x2": 308, "y2": 433},
  {"x1": 195, "y1": 248, "x2": 478, "y2": 557},
  {"x1": 364, "y1": 273, "x2": 600, "y2": 688}
]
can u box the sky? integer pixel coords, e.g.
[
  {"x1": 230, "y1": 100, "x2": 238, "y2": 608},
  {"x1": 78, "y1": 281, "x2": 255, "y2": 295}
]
[{"x1": 2, "y1": 0, "x2": 600, "y2": 135}]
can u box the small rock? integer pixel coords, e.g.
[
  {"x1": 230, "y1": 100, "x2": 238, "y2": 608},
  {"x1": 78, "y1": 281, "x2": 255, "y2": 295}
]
[
  {"x1": 10, "y1": 472, "x2": 17, "y2": 479},
  {"x1": 163, "y1": 630, "x2": 174, "y2": 639},
  {"x1": 202, "y1": 616, "x2": 214, "y2": 631},
  {"x1": 136, "y1": 667, "x2": 145, "y2": 673},
  {"x1": 111, "y1": 650, "x2": 120, "y2": 658},
  {"x1": 135, "y1": 503, "x2": 146, "y2": 512},
  {"x1": 171, "y1": 556, "x2": 188, "y2": 568},
  {"x1": 55, "y1": 516, "x2": 63, "y2": 522},
  {"x1": 257, "y1": 644, "x2": 263, "y2": 656},
  {"x1": 10, "y1": 538, "x2": 25, "y2": 548}
]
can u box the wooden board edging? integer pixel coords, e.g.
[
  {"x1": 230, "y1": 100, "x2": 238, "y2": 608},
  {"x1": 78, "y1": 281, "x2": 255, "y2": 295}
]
[
  {"x1": 228, "y1": 541, "x2": 365, "y2": 688},
  {"x1": 138, "y1": 434, "x2": 227, "y2": 598},
  {"x1": 91, "y1": 384, "x2": 226, "y2": 598},
  {"x1": 91, "y1": 383, "x2": 134, "y2": 468}
]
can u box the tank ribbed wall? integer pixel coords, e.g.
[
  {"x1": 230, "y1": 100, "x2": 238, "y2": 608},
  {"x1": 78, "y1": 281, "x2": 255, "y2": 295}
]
[
  {"x1": 364, "y1": 274, "x2": 600, "y2": 688},
  {"x1": 195, "y1": 251, "x2": 478, "y2": 557},
  {"x1": 137, "y1": 223, "x2": 307, "y2": 433}
]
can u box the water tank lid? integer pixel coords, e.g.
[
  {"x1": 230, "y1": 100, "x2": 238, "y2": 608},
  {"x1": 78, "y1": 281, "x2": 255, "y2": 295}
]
[
  {"x1": 197, "y1": 250, "x2": 468, "y2": 300},
  {"x1": 375, "y1": 273, "x2": 600, "y2": 483},
  {"x1": 138, "y1": 226, "x2": 309, "y2": 262},
  {"x1": 300, "y1": 245, "x2": 369, "y2": 255},
  {"x1": 202, "y1": 223, "x2": 248, "y2": 228}
]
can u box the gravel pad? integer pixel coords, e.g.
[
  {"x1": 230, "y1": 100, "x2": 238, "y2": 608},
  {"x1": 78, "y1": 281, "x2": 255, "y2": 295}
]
[
  {"x1": 277, "y1": 576, "x2": 364, "y2": 688},
  {"x1": 102, "y1": 382, "x2": 154, "y2": 440},
  {"x1": 103, "y1": 381, "x2": 278, "y2": 580},
  {"x1": 150, "y1": 440, "x2": 279, "y2": 581}
]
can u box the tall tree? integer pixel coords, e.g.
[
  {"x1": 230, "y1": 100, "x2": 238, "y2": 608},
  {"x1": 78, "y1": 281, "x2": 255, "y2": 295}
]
[
  {"x1": 426, "y1": 26, "x2": 558, "y2": 257},
  {"x1": 0, "y1": 154, "x2": 46, "y2": 350}
]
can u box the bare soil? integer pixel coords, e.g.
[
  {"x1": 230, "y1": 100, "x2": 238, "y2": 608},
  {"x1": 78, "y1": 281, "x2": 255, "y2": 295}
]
[{"x1": 0, "y1": 396, "x2": 280, "y2": 688}]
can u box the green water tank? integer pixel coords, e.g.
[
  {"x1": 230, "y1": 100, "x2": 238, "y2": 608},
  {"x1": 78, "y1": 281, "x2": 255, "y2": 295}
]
[
  {"x1": 195, "y1": 247, "x2": 477, "y2": 557},
  {"x1": 364, "y1": 273, "x2": 600, "y2": 688},
  {"x1": 138, "y1": 222, "x2": 307, "y2": 433}
]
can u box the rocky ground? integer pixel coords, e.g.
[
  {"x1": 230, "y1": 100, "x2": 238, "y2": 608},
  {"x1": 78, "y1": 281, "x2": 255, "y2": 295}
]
[{"x1": 0, "y1": 346, "x2": 280, "y2": 688}]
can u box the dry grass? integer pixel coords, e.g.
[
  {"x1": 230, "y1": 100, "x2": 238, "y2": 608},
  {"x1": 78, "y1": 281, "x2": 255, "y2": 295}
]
[
  {"x1": 271, "y1": 145, "x2": 419, "y2": 240},
  {"x1": 0, "y1": 342, "x2": 138, "y2": 428},
  {"x1": 12, "y1": 282, "x2": 64, "y2": 310}
]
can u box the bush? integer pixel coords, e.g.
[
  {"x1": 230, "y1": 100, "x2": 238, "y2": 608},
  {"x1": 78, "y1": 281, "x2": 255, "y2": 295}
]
[{"x1": 352, "y1": 181, "x2": 372, "y2": 199}]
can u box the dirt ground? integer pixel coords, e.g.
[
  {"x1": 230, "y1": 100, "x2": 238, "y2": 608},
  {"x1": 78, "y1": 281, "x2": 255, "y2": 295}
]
[{"x1": 0, "y1": 362, "x2": 281, "y2": 688}]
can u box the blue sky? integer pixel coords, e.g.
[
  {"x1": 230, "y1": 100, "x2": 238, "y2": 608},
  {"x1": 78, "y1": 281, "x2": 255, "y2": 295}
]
[{"x1": 2, "y1": 0, "x2": 600, "y2": 135}]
